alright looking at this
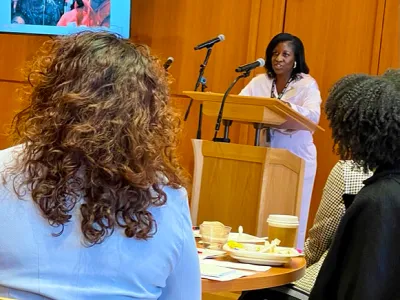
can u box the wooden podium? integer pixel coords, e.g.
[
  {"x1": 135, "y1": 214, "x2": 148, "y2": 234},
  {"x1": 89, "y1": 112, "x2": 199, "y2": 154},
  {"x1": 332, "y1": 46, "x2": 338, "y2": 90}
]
[{"x1": 184, "y1": 91, "x2": 323, "y2": 237}]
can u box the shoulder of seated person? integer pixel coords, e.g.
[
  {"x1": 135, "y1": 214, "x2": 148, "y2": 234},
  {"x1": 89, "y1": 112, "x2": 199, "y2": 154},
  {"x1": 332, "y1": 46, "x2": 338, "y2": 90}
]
[
  {"x1": 339, "y1": 160, "x2": 368, "y2": 174},
  {"x1": 352, "y1": 178, "x2": 400, "y2": 210},
  {"x1": 154, "y1": 184, "x2": 188, "y2": 212},
  {"x1": 0, "y1": 144, "x2": 24, "y2": 169}
]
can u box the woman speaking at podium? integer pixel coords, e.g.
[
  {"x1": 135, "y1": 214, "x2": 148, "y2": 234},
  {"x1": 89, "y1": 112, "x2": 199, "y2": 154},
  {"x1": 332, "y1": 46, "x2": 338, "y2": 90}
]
[{"x1": 239, "y1": 33, "x2": 322, "y2": 249}]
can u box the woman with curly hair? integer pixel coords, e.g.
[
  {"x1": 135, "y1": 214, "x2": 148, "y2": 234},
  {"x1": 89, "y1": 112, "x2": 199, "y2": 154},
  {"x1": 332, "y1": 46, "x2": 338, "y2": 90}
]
[
  {"x1": 309, "y1": 69, "x2": 400, "y2": 300},
  {"x1": 0, "y1": 31, "x2": 200, "y2": 299}
]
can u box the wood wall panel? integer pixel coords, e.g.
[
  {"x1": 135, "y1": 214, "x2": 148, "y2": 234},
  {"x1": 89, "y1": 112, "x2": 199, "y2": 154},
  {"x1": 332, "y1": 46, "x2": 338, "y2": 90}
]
[
  {"x1": 378, "y1": 0, "x2": 399, "y2": 74},
  {"x1": 253, "y1": 0, "x2": 286, "y2": 77},
  {"x1": 283, "y1": 0, "x2": 390, "y2": 230},
  {"x1": 0, "y1": 34, "x2": 52, "y2": 150},
  {"x1": 0, "y1": 34, "x2": 49, "y2": 82},
  {"x1": 0, "y1": 82, "x2": 24, "y2": 149},
  {"x1": 132, "y1": 0, "x2": 255, "y2": 95}
]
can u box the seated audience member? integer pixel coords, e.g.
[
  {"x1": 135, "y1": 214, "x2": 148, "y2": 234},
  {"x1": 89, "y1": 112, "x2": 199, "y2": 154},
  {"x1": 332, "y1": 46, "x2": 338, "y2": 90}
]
[
  {"x1": 296, "y1": 161, "x2": 372, "y2": 292},
  {"x1": 309, "y1": 69, "x2": 400, "y2": 300},
  {"x1": 0, "y1": 31, "x2": 200, "y2": 299},
  {"x1": 239, "y1": 160, "x2": 372, "y2": 300}
]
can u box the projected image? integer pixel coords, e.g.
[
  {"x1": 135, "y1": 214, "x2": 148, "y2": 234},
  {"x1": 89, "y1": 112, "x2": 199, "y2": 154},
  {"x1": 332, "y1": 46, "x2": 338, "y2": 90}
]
[{"x1": 10, "y1": 0, "x2": 110, "y2": 28}]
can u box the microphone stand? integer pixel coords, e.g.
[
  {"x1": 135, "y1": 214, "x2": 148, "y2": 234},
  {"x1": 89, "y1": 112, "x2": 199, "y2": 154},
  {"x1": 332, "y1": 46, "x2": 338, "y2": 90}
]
[
  {"x1": 184, "y1": 47, "x2": 213, "y2": 121},
  {"x1": 196, "y1": 78, "x2": 207, "y2": 139},
  {"x1": 213, "y1": 70, "x2": 251, "y2": 142}
]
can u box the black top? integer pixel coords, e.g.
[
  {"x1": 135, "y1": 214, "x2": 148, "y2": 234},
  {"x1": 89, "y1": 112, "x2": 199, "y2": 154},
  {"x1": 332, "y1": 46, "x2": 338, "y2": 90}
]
[
  {"x1": 309, "y1": 165, "x2": 400, "y2": 300},
  {"x1": 342, "y1": 194, "x2": 356, "y2": 210}
]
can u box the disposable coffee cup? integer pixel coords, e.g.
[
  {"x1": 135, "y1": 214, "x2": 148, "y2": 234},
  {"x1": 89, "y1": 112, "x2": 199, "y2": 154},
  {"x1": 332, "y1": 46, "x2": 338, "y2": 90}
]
[{"x1": 267, "y1": 215, "x2": 299, "y2": 248}]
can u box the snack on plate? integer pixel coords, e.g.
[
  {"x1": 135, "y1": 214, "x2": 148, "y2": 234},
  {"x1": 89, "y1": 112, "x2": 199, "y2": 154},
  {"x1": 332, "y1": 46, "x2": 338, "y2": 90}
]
[
  {"x1": 227, "y1": 240, "x2": 244, "y2": 249},
  {"x1": 261, "y1": 238, "x2": 281, "y2": 253},
  {"x1": 226, "y1": 238, "x2": 300, "y2": 256}
]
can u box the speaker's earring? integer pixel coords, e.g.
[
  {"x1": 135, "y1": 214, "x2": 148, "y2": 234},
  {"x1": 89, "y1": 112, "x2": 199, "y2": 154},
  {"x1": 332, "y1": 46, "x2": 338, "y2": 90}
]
[{"x1": 294, "y1": 61, "x2": 297, "y2": 69}]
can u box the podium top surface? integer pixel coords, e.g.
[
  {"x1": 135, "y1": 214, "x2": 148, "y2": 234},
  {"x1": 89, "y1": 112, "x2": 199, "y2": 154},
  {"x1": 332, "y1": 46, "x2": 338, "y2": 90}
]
[{"x1": 183, "y1": 91, "x2": 324, "y2": 132}]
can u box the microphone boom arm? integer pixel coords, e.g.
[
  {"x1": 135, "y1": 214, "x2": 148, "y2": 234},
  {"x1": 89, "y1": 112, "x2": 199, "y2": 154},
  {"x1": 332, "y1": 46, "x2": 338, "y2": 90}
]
[
  {"x1": 213, "y1": 70, "x2": 251, "y2": 141},
  {"x1": 184, "y1": 47, "x2": 213, "y2": 121}
]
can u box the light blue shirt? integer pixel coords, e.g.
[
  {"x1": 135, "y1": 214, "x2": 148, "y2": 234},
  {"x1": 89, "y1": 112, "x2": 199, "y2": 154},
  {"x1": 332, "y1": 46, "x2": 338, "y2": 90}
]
[{"x1": 0, "y1": 145, "x2": 201, "y2": 299}]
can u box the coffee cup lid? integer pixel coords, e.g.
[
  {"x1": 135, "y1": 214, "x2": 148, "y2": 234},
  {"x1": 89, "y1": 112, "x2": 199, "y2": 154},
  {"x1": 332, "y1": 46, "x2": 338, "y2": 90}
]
[{"x1": 267, "y1": 214, "x2": 299, "y2": 225}]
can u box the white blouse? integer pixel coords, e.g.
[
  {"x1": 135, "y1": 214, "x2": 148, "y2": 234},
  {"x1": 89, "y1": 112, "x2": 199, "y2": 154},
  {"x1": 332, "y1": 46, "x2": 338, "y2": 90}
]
[{"x1": 240, "y1": 73, "x2": 322, "y2": 131}]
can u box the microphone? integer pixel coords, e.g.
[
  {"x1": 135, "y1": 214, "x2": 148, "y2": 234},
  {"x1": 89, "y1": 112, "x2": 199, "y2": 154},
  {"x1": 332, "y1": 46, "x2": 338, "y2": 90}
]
[
  {"x1": 163, "y1": 57, "x2": 174, "y2": 71},
  {"x1": 184, "y1": 36, "x2": 223, "y2": 122},
  {"x1": 235, "y1": 58, "x2": 265, "y2": 73},
  {"x1": 194, "y1": 34, "x2": 225, "y2": 50}
]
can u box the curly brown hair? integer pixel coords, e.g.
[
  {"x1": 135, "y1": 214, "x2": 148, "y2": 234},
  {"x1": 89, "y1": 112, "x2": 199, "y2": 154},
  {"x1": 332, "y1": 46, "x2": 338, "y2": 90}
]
[{"x1": 8, "y1": 31, "x2": 186, "y2": 245}]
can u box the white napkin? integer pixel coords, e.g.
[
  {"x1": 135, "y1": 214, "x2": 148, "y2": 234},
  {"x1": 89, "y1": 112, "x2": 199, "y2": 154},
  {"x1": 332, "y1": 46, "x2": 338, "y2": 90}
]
[
  {"x1": 200, "y1": 259, "x2": 271, "y2": 272},
  {"x1": 200, "y1": 264, "x2": 255, "y2": 281}
]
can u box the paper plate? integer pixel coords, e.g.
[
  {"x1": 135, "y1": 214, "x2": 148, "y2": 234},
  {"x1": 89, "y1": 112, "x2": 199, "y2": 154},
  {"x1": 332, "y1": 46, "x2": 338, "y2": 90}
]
[
  {"x1": 229, "y1": 254, "x2": 289, "y2": 266},
  {"x1": 223, "y1": 244, "x2": 301, "y2": 266}
]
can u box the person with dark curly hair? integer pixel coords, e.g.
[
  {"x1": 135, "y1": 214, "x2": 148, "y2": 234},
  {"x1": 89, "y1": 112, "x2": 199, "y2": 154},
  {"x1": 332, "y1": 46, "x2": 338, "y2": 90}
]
[
  {"x1": 0, "y1": 31, "x2": 200, "y2": 299},
  {"x1": 309, "y1": 69, "x2": 400, "y2": 300},
  {"x1": 240, "y1": 33, "x2": 322, "y2": 250}
]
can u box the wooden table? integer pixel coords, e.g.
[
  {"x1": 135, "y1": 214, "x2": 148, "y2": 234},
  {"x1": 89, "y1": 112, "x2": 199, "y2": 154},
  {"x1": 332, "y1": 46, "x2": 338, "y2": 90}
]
[{"x1": 201, "y1": 256, "x2": 306, "y2": 293}]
